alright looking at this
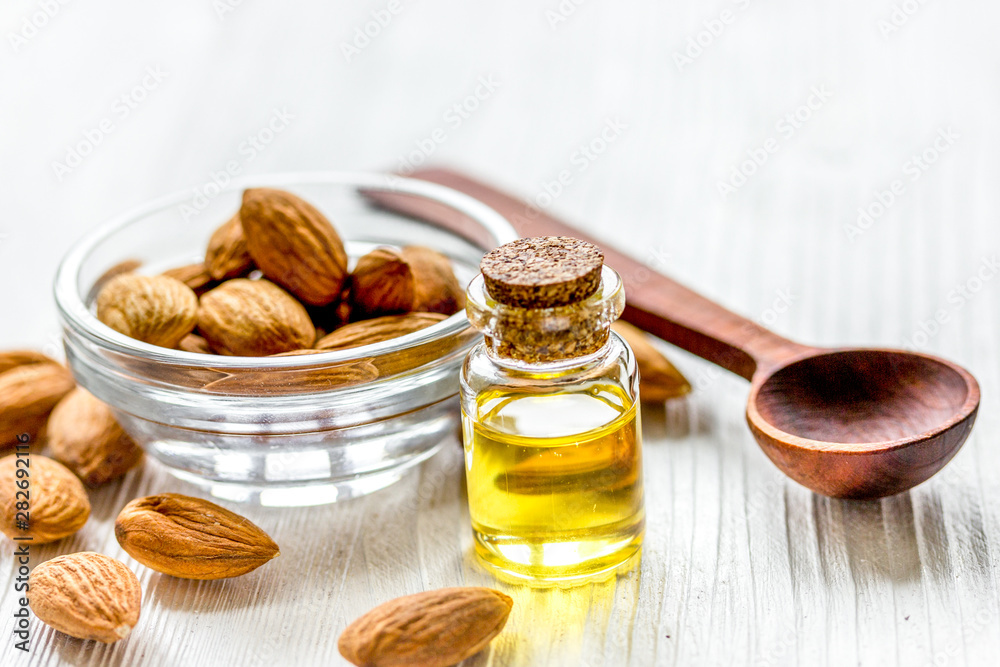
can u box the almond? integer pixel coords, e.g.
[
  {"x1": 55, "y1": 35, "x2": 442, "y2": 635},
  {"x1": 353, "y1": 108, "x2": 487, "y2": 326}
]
[
  {"x1": 203, "y1": 359, "x2": 379, "y2": 395},
  {"x1": 401, "y1": 246, "x2": 465, "y2": 315},
  {"x1": 0, "y1": 455, "x2": 90, "y2": 544},
  {"x1": 88, "y1": 259, "x2": 142, "y2": 301},
  {"x1": 161, "y1": 262, "x2": 218, "y2": 296},
  {"x1": 114, "y1": 493, "x2": 279, "y2": 580},
  {"x1": 316, "y1": 313, "x2": 447, "y2": 351},
  {"x1": 176, "y1": 332, "x2": 212, "y2": 354},
  {"x1": 198, "y1": 279, "x2": 316, "y2": 356},
  {"x1": 338, "y1": 587, "x2": 513, "y2": 667},
  {"x1": 240, "y1": 187, "x2": 349, "y2": 306},
  {"x1": 96, "y1": 274, "x2": 198, "y2": 348},
  {"x1": 47, "y1": 388, "x2": 143, "y2": 486},
  {"x1": 0, "y1": 362, "x2": 75, "y2": 447},
  {"x1": 29, "y1": 552, "x2": 141, "y2": 643},
  {"x1": 612, "y1": 322, "x2": 691, "y2": 402},
  {"x1": 350, "y1": 246, "x2": 464, "y2": 318},
  {"x1": 0, "y1": 349, "x2": 57, "y2": 375},
  {"x1": 205, "y1": 213, "x2": 253, "y2": 280}
]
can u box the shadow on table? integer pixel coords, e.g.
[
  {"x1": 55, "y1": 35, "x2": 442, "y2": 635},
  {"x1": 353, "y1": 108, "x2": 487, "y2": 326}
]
[{"x1": 640, "y1": 397, "x2": 714, "y2": 442}]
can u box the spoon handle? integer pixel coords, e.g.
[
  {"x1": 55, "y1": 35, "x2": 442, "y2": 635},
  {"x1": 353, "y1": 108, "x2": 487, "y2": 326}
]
[{"x1": 367, "y1": 168, "x2": 817, "y2": 381}]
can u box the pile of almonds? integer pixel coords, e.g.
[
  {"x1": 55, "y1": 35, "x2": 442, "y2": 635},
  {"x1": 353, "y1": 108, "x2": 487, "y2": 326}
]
[
  {"x1": 0, "y1": 350, "x2": 284, "y2": 643},
  {"x1": 0, "y1": 350, "x2": 512, "y2": 661},
  {"x1": 96, "y1": 187, "x2": 465, "y2": 357},
  {"x1": 0, "y1": 186, "x2": 692, "y2": 661}
]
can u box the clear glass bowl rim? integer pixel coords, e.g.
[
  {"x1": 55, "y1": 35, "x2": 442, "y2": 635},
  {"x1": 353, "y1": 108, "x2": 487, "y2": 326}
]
[{"x1": 53, "y1": 171, "x2": 518, "y2": 371}]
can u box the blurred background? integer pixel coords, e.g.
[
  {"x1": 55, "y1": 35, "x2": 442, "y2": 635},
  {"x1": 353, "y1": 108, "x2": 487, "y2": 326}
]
[{"x1": 2, "y1": 0, "x2": 995, "y2": 361}]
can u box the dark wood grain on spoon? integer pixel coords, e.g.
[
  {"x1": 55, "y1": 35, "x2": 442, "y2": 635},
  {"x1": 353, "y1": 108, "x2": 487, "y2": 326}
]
[{"x1": 363, "y1": 168, "x2": 980, "y2": 499}]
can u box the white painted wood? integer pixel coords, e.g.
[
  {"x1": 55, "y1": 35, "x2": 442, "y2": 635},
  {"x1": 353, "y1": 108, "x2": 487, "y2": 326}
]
[{"x1": 2, "y1": 0, "x2": 999, "y2": 664}]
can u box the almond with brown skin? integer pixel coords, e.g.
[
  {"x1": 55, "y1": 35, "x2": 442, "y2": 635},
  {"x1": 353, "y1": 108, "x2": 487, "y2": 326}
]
[
  {"x1": 205, "y1": 213, "x2": 253, "y2": 280},
  {"x1": 87, "y1": 259, "x2": 142, "y2": 302},
  {"x1": 338, "y1": 587, "x2": 513, "y2": 667},
  {"x1": 161, "y1": 262, "x2": 218, "y2": 295},
  {"x1": 47, "y1": 388, "x2": 143, "y2": 486},
  {"x1": 0, "y1": 455, "x2": 90, "y2": 543},
  {"x1": 612, "y1": 321, "x2": 691, "y2": 402},
  {"x1": 198, "y1": 279, "x2": 316, "y2": 356},
  {"x1": 115, "y1": 493, "x2": 279, "y2": 580},
  {"x1": 0, "y1": 362, "x2": 75, "y2": 447},
  {"x1": 176, "y1": 332, "x2": 212, "y2": 354},
  {"x1": 96, "y1": 274, "x2": 198, "y2": 348},
  {"x1": 240, "y1": 187, "x2": 349, "y2": 306},
  {"x1": 29, "y1": 552, "x2": 141, "y2": 643},
  {"x1": 350, "y1": 246, "x2": 464, "y2": 318},
  {"x1": 316, "y1": 313, "x2": 447, "y2": 351},
  {"x1": 0, "y1": 349, "x2": 58, "y2": 375},
  {"x1": 401, "y1": 245, "x2": 465, "y2": 314},
  {"x1": 203, "y1": 359, "x2": 379, "y2": 396}
]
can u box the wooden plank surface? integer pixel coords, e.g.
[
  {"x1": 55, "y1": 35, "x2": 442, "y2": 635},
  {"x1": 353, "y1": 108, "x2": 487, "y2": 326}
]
[{"x1": 2, "y1": 0, "x2": 999, "y2": 664}]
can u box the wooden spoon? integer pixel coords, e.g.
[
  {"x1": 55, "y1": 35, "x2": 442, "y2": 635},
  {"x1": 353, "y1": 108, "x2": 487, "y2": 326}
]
[{"x1": 364, "y1": 168, "x2": 980, "y2": 499}]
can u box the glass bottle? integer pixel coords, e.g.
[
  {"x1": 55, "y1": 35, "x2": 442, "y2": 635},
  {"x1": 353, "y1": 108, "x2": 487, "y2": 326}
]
[{"x1": 461, "y1": 236, "x2": 644, "y2": 585}]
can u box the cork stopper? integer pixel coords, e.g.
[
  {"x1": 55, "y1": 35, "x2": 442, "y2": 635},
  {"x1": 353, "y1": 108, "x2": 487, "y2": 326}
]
[{"x1": 480, "y1": 237, "x2": 604, "y2": 309}]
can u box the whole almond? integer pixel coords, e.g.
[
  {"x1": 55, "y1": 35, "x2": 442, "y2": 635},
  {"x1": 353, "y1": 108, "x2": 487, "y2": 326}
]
[
  {"x1": 161, "y1": 262, "x2": 218, "y2": 296},
  {"x1": 338, "y1": 587, "x2": 513, "y2": 667},
  {"x1": 0, "y1": 349, "x2": 59, "y2": 376},
  {"x1": 350, "y1": 248, "x2": 412, "y2": 316},
  {"x1": 401, "y1": 246, "x2": 465, "y2": 315},
  {"x1": 96, "y1": 274, "x2": 198, "y2": 348},
  {"x1": 240, "y1": 187, "x2": 349, "y2": 306},
  {"x1": 350, "y1": 246, "x2": 464, "y2": 318},
  {"x1": 0, "y1": 363, "x2": 75, "y2": 447},
  {"x1": 47, "y1": 388, "x2": 143, "y2": 486},
  {"x1": 115, "y1": 493, "x2": 279, "y2": 579},
  {"x1": 29, "y1": 552, "x2": 141, "y2": 643},
  {"x1": 205, "y1": 213, "x2": 253, "y2": 280},
  {"x1": 0, "y1": 455, "x2": 90, "y2": 544},
  {"x1": 198, "y1": 279, "x2": 316, "y2": 356},
  {"x1": 316, "y1": 313, "x2": 447, "y2": 351},
  {"x1": 612, "y1": 322, "x2": 691, "y2": 402}
]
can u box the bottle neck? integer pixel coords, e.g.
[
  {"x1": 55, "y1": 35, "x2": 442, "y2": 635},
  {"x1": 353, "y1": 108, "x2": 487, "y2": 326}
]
[
  {"x1": 465, "y1": 266, "x2": 626, "y2": 364},
  {"x1": 482, "y1": 330, "x2": 614, "y2": 370}
]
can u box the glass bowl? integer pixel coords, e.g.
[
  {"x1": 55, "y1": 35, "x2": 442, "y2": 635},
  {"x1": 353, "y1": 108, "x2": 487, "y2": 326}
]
[{"x1": 54, "y1": 172, "x2": 516, "y2": 506}]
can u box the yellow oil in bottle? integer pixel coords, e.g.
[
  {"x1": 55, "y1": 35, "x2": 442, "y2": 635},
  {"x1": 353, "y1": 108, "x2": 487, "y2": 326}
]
[{"x1": 463, "y1": 383, "x2": 644, "y2": 585}]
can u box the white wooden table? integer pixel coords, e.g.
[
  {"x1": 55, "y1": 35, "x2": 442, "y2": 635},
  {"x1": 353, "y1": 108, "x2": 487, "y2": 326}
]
[{"x1": 2, "y1": 1, "x2": 999, "y2": 664}]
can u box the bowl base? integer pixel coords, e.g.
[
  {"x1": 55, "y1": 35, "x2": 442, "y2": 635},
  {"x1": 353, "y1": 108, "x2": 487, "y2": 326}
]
[{"x1": 150, "y1": 443, "x2": 443, "y2": 507}]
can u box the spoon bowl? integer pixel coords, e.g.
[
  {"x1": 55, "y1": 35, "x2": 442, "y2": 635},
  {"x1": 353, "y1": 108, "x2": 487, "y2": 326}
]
[
  {"x1": 747, "y1": 348, "x2": 979, "y2": 498},
  {"x1": 364, "y1": 168, "x2": 982, "y2": 498}
]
